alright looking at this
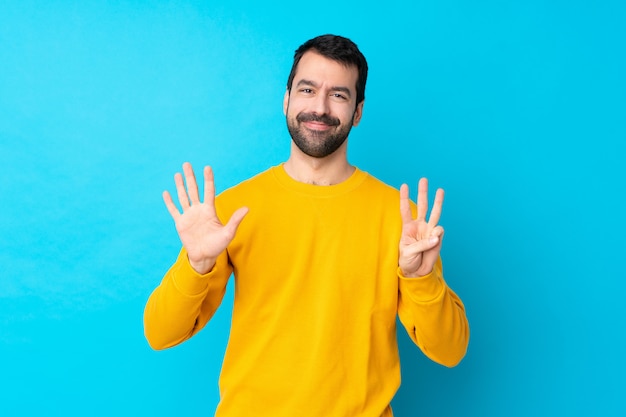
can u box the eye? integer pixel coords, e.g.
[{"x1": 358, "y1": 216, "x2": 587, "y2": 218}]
[
  {"x1": 331, "y1": 93, "x2": 348, "y2": 100},
  {"x1": 300, "y1": 88, "x2": 314, "y2": 94}
]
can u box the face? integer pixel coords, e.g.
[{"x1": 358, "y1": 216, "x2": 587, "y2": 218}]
[{"x1": 283, "y1": 51, "x2": 363, "y2": 159}]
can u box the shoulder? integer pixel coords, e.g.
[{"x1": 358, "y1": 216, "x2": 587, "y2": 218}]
[
  {"x1": 219, "y1": 167, "x2": 274, "y2": 196},
  {"x1": 345, "y1": 170, "x2": 404, "y2": 218},
  {"x1": 214, "y1": 167, "x2": 276, "y2": 213},
  {"x1": 359, "y1": 170, "x2": 401, "y2": 200}
]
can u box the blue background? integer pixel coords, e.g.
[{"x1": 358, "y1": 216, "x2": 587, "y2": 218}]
[{"x1": 1, "y1": 1, "x2": 624, "y2": 416}]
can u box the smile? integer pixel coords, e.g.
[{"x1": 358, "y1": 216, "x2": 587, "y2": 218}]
[
  {"x1": 296, "y1": 112, "x2": 340, "y2": 129},
  {"x1": 303, "y1": 121, "x2": 333, "y2": 131}
]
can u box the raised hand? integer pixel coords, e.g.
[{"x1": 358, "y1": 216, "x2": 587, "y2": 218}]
[
  {"x1": 163, "y1": 162, "x2": 248, "y2": 275},
  {"x1": 399, "y1": 178, "x2": 445, "y2": 277}
]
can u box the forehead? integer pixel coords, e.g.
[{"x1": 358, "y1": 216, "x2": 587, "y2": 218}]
[{"x1": 293, "y1": 51, "x2": 358, "y2": 91}]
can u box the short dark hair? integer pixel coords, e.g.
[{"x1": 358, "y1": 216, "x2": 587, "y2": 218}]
[{"x1": 286, "y1": 34, "x2": 368, "y2": 105}]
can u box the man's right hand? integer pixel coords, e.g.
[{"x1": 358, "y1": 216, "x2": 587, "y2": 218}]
[{"x1": 163, "y1": 162, "x2": 248, "y2": 275}]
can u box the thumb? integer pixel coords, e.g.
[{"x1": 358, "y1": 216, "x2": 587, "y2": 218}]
[
  {"x1": 224, "y1": 207, "x2": 249, "y2": 236},
  {"x1": 402, "y1": 235, "x2": 440, "y2": 256}
]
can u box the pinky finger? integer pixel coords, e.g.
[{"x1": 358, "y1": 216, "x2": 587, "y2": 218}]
[
  {"x1": 431, "y1": 225, "x2": 445, "y2": 239},
  {"x1": 403, "y1": 235, "x2": 440, "y2": 258},
  {"x1": 162, "y1": 190, "x2": 181, "y2": 220}
]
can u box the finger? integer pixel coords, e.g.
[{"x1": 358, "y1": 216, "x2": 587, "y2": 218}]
[
  {"x1": 430, "y1": 225, "x2": 445, "y2": 239},
  {"x1": 427, "y1": 188, "x2": 445, "y2": 228},
  {"x1": 399, "y1": 184, "x2": 413, "y2": 224},
  {"x1": 420, "y1": 230, "x2": 444, "y2": 273},
  {"x1": 183, "y1": 162, "x2": 201, "y2": 204},
  {"x1": 203, "y1": 166, "x2": 216, "y2": 208},
  {"x1": 403, "y1": 235, "x2": 441, "y2": 257},
  {"x1": 162, "y1": 190, "x2": 181, "y2": 220},
  {"x1": 174, "y1": 172, "x2": 190, "y2": 210},
  {"x1": 416, "y1": 178, "x2": 429, "y2": 222},
  {"x1": 223, "y1": 207, "x2": 249, "y2": 237}
]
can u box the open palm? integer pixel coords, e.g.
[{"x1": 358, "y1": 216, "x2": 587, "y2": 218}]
[{"x1": 163, "y1": 162, "x2": 248, "y2": 275}]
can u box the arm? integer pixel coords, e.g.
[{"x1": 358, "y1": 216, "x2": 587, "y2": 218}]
[
  {"x1": 397, "y1": 258, "x2": 469, "y2": 367},
  {"x1": 143, "y1": 247, "x2": 232, "y2": 350},
  {"x1": 397, "y1": 179, "x2": 469, "y2": 366},
  {"x1": 143, "y1": 162, "x2": 247, "y2": 350}
]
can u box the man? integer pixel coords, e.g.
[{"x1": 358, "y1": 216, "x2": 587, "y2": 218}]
[{"x1": 144, "y1": 34, "x2": 469, "y2": 417}]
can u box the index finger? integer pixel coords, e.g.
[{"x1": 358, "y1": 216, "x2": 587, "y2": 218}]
[
  {"x1": 428, "y1": 187, "x2": 445, "y2": 228},
  {"x1": 203, "y1": 165, "x2": 216, "y2": 208},
  {"x1": 416, "y1": 177, "x2": 429, "y2": 222}
]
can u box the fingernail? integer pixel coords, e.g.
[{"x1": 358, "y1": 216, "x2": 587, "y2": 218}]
[{"x1": 429, "y1": 236, "x2": 439, "y2": 245}]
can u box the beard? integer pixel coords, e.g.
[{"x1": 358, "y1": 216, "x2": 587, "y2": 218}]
[{"x1": 286, "y1": 111, "x2": 354, "y2": 158}]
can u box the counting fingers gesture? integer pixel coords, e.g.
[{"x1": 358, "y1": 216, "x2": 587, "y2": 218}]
[
  {"x1": 399, "y1": 178, "x2": 445, "y2": 277},
  {"x1": 163, "y1": 162, "x2": 248, "y2": 275}
]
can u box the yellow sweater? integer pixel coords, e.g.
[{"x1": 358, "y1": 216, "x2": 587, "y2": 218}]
[{"x1": 144, "y1": 165, "x2": 469, "y2": 417}]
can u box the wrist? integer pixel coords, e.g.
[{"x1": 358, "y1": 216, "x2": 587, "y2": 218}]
[
  {"x1": 400, "y1": 266, "x2": 434, "y2": 278},
  {"x1": 188, "y1": 256, "x2": 216, "y2": 275}
]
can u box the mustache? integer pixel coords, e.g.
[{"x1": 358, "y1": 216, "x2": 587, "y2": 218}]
[{"x1": 296, "y1": 112, "x2": 340, "y2": 126}]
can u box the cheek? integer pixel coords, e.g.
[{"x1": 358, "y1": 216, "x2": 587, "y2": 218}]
[
  {"x1": 340, "y1": 109, "x2": 357, "y2": 126},
  {"x1": 285, "y1": 105, "x2": 298, "y2": 121},
  {"x1": 285, "y1": 99, "x2": 303, "y2": 118}
]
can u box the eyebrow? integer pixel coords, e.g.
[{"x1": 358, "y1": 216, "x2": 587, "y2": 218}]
[{"x1": 296, "y1": 79, "x2": 353, "y2": 99}]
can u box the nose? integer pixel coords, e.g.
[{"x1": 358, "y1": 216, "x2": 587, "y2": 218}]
[{"x1": 311, "y1": 93, "x2": 330, "y2": 115}]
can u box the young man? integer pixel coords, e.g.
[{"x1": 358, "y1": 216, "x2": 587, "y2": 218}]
[{"x1": 144, "y1": 34, "x2": 469, "y2": 417}]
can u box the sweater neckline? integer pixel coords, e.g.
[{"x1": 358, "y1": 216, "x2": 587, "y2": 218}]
[{"x1": 271, "y1": 163, "x2": 368, "y2": 197}]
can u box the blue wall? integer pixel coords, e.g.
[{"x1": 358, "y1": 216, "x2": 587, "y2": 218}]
[{"x1": 1, "y1": 1, "x2": 624, "y2": 416}]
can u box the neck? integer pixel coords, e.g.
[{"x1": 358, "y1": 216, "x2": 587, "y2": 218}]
[{"x1": 284, "y1": 145, "x2": 355, "y2": 186}]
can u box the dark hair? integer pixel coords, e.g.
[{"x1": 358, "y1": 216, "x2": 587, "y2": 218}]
[{"x1": 286, "y1": 34, "x2": 368, "y2": 105}]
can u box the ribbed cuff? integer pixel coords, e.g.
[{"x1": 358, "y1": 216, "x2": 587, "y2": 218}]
[
  {"x1": 170, "y1": 252, "x2": 216, "y2": 296},
  {"x1": 397, "y1": 267, "x2": 444, "y2": 303}
]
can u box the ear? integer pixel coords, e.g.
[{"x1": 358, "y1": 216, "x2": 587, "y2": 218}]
[
  {"x1": 352, "y1": 100, "x2": 364, "y2": 127},
  {"x1": 283, "y1": 89, "x2": 290, "y2": 115}
]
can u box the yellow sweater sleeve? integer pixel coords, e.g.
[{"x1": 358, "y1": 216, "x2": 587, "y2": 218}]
[
  {"x1": 397, "y1": 257, "x2": 469, "y2": 367},
  {"x1": 143, "y1": 247, "x2": 232, "y2": 350}
]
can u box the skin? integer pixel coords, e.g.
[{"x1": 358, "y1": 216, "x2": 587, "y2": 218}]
[
  {"x1": 163, "y1": 51, "x2": 444, "y2": 278},
  {"x1": 282, "y1": 51, "x2": 362, "y2": 185}
]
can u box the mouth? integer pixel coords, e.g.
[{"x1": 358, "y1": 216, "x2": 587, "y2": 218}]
[
  {"x1": 303, "y1": 120, "x2": 333, "y2": 131},
  {"x1": 297, "y1": 113, "x2": 340, "y2": 131}
]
